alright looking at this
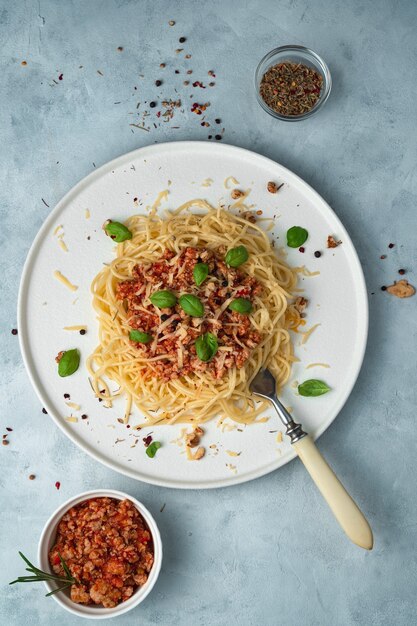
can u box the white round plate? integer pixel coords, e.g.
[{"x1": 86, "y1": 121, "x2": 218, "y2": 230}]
[{"x1": 18, "y1": 142, "x2": 368, "y2": 489}]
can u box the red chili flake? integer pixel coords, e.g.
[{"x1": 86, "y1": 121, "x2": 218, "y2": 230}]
[
  {"x1": 380, "y1": 255, "x2": 386, "y2": 259},
  {"x1": 55, "y1": 481, "x2": 61, "y2": 490},
  {"x1": 143, "y1": 435, "x2": 153, "y2": 447},
  {"x1": 11, "y1": 328, "x2": 18, "y2": 335},
  {"x1": 6, "y1": 427, "x2": 12, "y2": 432},
  {"x1": 141, "y1": 533, "x2": 150, "y2": 543},
  {"x1": 58, "y1": 73, "x2": 63, "y2": 80},
  {"x1": 192, "y1": 81, "x2": 206, "y2": 88},
  {"x1": 388, "y1": 243, "x2": 395, "y2": 249},
  {"x1": 208, "y1": 70, "x2": 216, "y2": 77},
  {"x1": 299, "y1": 247, "x2": 305, "y2": 253},
  {"x1": 156, "y1": 111, "x2": 161, "y2": 118}
]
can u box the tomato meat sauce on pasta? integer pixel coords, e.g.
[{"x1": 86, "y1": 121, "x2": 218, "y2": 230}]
[{"x1": 87, "y1": 201, "x2": 299, "y2": 425}]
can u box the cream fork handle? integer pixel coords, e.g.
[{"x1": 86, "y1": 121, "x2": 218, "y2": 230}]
[{"x1": 293, "y1": 436, "x2": 373, "y2": 550}]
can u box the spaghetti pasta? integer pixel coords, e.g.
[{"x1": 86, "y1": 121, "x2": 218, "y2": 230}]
[{"x1": 87, "y1": 201, "x2": 298, "y2": 426}]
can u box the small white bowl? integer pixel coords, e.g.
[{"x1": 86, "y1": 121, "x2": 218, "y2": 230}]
[{"x1": 38, "y1": 489, "x2": 162, "y2": 620}]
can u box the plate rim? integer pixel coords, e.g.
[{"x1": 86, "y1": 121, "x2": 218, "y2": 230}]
[{"x1": 18, "y1": 141, "x2": 368, "y2": 489}]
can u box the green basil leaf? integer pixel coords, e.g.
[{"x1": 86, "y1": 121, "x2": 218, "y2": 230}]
[
  {"x1": 225, "y1": 245, "x2": 249, "y2": 268},
  {"x1": 286, "y1": 226, "x2": 308, "y2": 248},
  {"x1": 298, "y1": 379, "x2": 331, "y2": 397},
  {"x1": 104, "y1": 221, "x2": 132, "y2": 243},
  {"x1": 129, "y1": 330, "x2": 152, "y2": 344},
  {"x1": 150, "y1": 290, "x2": 177, "y2": 308},
  {"x1": 58, "y1": 349, "x2": 80, "y2": 377},
  {"x1": 195, "y1": 333, "x2": 218, "y2": 362},
  {"x1": 146, "y1": 441, "x2": 161, "y2": 458},
  {"x1": 193, "y1": 263, "x2": 209, "y2": 287},
  {"x1": 228, "y1": 298, "x2": 252, "y2": 314},
  {"x1": 179, "y1": 294, "x2": 204, "y2": 317}
]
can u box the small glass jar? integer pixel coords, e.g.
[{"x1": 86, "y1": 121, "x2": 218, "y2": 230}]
[{"x1": 255, "y1": 45, "x2": 332, "y2": 121}]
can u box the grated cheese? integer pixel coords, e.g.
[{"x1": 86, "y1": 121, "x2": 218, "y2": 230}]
[
  {"x1": 201, "y1": 178, "x2": 213, "y2": 187},
  {"x1": 64, "y1": 416, "x2": 78, "y2": 423},
  {"x1": 58, "y1": 239, "x2": 68, "y2": 252},
  {"x1": 85, "y1": 208, "x2": 90, "y2": 219},
  {"x1": 276, "y1": 432, "x2": 283, "y2": 443},
  {"x1": 53, "y1": 224, "x2": 63, "y2": 236},
  {"x1": 63, "y1": 325, "x2": 87, "y2": 332},
  {"x1": 301, "y1": 323, "x2": 321, "y2": 345},
  {"x1": 226, "y1": 450, "x2": 241, "y2": 457},
  {"x1": 224, "y1": 176, "x2": 240, "y2": 189},
  {"x1": 53, "y1": 270, "x2": 78, "y2": 292},
  {"x1": 306, "y1": 362, "x2": 330, "y2": 369},
  {"x1": 65, "y1": 401, "x2": 81, "y2": 410}
]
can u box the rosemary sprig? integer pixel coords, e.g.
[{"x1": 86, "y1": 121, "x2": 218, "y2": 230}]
[{"x1": 9, "y1": 551, "x2": 78, "y2": 597}]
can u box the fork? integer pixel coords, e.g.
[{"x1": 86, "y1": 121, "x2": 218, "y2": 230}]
[{"x1": 250, "y1": 368, "x2": 373, "y2": 550}]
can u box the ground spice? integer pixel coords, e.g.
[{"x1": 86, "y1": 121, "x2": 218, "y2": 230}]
[{"x1": 259, "y1": 61, "x2": 323, "y2": 116}]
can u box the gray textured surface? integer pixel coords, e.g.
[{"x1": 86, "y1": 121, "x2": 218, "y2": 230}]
[{"x1": 1, "y1": 1, "x2": 416, "y2": 624}]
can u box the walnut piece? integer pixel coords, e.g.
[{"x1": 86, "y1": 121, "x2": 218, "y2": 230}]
[
  {"x1": 185, "y1": 426, "x2": 205, "y2": 448},
  {"x1": 294, "y1": 296, "x2": 308, "y2": 314},
  {"x1": 193, "y1": 446, "x2": 205, "y2": 460},
  {"x1": 386, "y1": 280, "x2": 415, "y2": 298},
  {"x1": 267, "y1": 181, "x2": 284, "y2": 194},
  {"x1": 327, "y1": 235, "x2": 342, "y2": 248},
  {"x1": 231, "y1": 189, "x2": 244, "y2": 199}
]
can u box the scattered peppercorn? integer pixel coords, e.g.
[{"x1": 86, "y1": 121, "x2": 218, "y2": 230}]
[
  {"x1": 21, "y1": 60, "x2": 27, "y2": 66},
  {"x1": 175, "y1": 70, "x2": 180, "y2": 74},
  {"x1": 58, "y1": 74, "x2": 63, "y2": 81},
  {"x1": 160, "y1": 63, "x2": 166, "y2": 68},
  {"x1": 11, "y1": 328, "x2": 18, "y2": 335},
  {"x1": 381, "y1": 286, "x2": 387, "y2": 291},
  {"x1": 186, "y1": 69, "x2": 193, "y2": 75},
  {"x1": 3, "y1": 440, "x2": 9, "y2": 446},
  {"x1": 6, "y1": 427, "x2": 12, "y2": 432},
  {"x1": 208, "y1": 135, "x2": 212, "y2": 139},
  {"x1": 64, "y1": 393, "x2": 70, "y2": 399},
  {"x1": 299, "y1": 247, "x2": 305, "y2": 253},
  {"x1": 215, "y1": 134, "x2": 222, "y2": 140},
  {"x1": 155, "y1": 79, "x2": 162, "y2": 86},
  {"x1": 79, "y1": 329, "x2": 86, "y2": 335},
  {"x1": 117, "y1": 46, "x2": 123, "y2": 52},
  {"x1": 398, "y1": 269, "x2": 406, "y2": 275},
  {"x1": 209, "y1": 82, "x2": 215, "y2": 87},
  {"x1": 215, "y1": 118, "x2": 221, "y2": 124},
  {"x1": 314, "y1": 251, "x2": 322, "y2": 258},
  {"x1": 81, "y1": 414, "x2": 88, "y2": 420},
  {"x1": 388, "y1": 243, "x2": 395, "y2": 249},
  {"x1": 183, "y1": 80, "x2": 189, "y2": 85},
  {"x1": 29, "y1": 474, "x2": 36, "y2": 480},
  {"x1": 179, "y1": 37, "x2": 186, "y2": 43},
  {"x1": 42, "y1": 408, "x2": 48, "y2": 414},
  {"x1": 380, "y1": 255, "x2": 386, "y2": 259},
  {"x1": 149, "y1": 101, "x2": 157, "y2": 108}
]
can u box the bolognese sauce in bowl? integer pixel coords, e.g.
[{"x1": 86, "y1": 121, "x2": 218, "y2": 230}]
[{"x1": 38, "y1": 490, "x2": 162, "y2": 619}]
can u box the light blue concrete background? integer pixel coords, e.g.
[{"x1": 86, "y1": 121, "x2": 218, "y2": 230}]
[{"x1": 1, "y1": 1, "x2": 416, "y2": 624}]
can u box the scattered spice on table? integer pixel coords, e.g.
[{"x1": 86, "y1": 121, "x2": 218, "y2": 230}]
[
  {"x1": 21, "y1": 60, "x2": 27, "y2": 66},
  {"x1": 388, "y1": 243, "x2": 395, "y2": 249},
  {"x1": 155, "y1": 79, "x2": 162, "y2": 86},
  {"x1": 42, "y1": 408, "x2": 48, "y2": 414},
  {"x1": 11, "y1": 328, "x2": 18, "y2": 335},
  {"x1": 380, "y1": 254, "x2": 386, "y2": 260},
  {"x1": 55, "y1": 481, "x2": 61, "y2": 490},
  {"x1": 3, "y1": 439, "x2": 9, "y2": 446},
  {"x1": 259, "y1": 61, "x2": 323, "y2": 116},
  {"x1": 58, "y1": 73, "x2": 63, "y2": 81},
  {"x1": 179, "y1": 36, "x2": 186, "y2": 43},
  {"x1": 398, "y1": 268, "x2": 406, "y2": 275},
  {"x1": 314, "y1": 251, "x2": 322, "y2": 258},
  {"x1": 117, "y1": 46, "x2": 123, "y2": 52},
  {"x1": 29, "y1": 474, "x2": 36, "y2": 480},
  {"x1": 299, "y1": 247, "x2": 305, "y2": 253},
  {"x1": 169, "y1": 20, "x2": 175, "y2": 26}
]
